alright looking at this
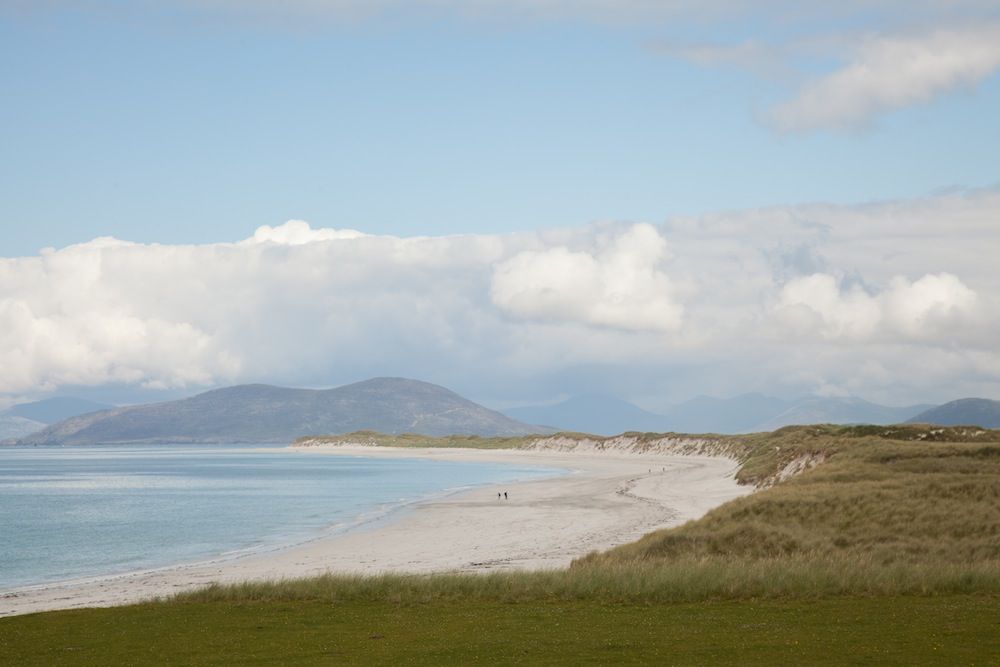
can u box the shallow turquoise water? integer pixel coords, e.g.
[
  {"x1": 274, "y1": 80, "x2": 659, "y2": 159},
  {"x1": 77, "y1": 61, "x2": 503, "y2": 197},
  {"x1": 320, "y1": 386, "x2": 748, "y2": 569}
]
[{"x1": 0, "y1": 445, "x2": 558, "y2": 589}]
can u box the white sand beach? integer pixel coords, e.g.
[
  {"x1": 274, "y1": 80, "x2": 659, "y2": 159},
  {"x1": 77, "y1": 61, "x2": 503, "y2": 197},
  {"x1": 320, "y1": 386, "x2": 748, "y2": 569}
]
[{"x1": 0, "y1": 445, "x2": 751, "y2": 617}]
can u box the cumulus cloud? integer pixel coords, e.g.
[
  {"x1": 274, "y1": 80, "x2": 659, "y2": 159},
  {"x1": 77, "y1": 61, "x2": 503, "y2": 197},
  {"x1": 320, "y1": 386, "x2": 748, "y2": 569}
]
[
  {"x1": 775, "y1": 272, "x2": 978, "y2": 340},
  {"x1": 490, "y1": 223, "x2": 682, "y2": 332},
  {"x1": 1, "y1": 187, "x2": 999, "y2": 404},
  {"x1": 769, "y1": 24, "x2": 1000, "y2": 131},
  {"x1": 244, "y1": 220, "x2": 366, "y2": 245},
  {"x1": 0, "y1": 221, "x2": 684, "y2": 396}
]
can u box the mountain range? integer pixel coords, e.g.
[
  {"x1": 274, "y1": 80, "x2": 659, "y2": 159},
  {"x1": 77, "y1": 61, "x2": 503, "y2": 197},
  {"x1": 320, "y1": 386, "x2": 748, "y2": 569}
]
[
  {"x1": 11, "y1": 378, "x2": 546, "y2": 445},
  {"x1": 505, "y1": 393, "x2": 934, "y2": 436},
  {"x1": 6, "y1": 380, "x2": 1000, "y2": 446},
  {"x1": 907, "y1": 398, "x2": 1000, "y2": 428}
]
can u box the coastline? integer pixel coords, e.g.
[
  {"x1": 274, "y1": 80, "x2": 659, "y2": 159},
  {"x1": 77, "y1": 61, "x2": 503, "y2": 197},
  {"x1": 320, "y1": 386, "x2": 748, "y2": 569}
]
[{"x1": 0, "y1": 445, "x2": 751, "y2": 617}]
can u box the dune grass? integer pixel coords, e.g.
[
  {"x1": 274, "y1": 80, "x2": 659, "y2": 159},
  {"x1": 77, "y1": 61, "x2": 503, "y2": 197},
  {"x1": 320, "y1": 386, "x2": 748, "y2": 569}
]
[
  {"x1": 169, "y1": 559, "x2": 1000, "y2": 607},
  {"x1": 581, "y1": 429, "x2": 1000, "y2": 567}
]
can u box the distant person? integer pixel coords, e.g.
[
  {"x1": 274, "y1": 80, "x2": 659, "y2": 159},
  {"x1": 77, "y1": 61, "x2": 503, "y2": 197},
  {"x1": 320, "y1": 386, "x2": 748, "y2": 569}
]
[
  {"x1": 504, "y1": 492, "x2": 508, "y2": 500},
  {"x1": 498, "y1": 492, "x2": 501, "y2": 500}
]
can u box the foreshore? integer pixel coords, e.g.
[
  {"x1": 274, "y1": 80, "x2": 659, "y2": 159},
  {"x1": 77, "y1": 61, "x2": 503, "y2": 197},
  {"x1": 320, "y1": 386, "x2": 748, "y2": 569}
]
[{"x1": 0, "y1": 444, "x2": 751, "y2": 617}]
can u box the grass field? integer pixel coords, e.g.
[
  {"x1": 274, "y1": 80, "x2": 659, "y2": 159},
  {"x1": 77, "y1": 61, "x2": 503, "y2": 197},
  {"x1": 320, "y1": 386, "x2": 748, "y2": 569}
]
[
  {"x1": 3, "y1": 596, "x2": 998, "y2": 665},
  {"x1": 4, "y1": 424, "x2": 1000, "y2": 664}
]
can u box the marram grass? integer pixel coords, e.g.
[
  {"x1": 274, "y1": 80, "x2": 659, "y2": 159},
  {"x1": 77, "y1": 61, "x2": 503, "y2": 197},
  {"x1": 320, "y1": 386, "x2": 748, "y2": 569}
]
[{"x1": 168, "y1": 558, "x2": 1000, "y2": 606}]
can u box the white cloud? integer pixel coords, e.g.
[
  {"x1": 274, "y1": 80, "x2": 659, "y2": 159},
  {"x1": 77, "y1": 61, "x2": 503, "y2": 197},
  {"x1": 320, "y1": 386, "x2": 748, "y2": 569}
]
[
  {"x1": 1, "y1": 189, "x2": 999, "y2": 403},
  {"x1": 770, "y1": 24, "x2": 1000, "y2": 131},
  {"x1": 775, "y1": 272, "x2": 978, "y2": 340},
  {"x1": 245, "y1": 220, "x2": 366, "y2": 245},
  {"x1": 776, "y1": 274, "x2": 882, "y2": 340},
  {"x1": 490, "y1": 223, "x2": 683, "y2": 332},
  {"x1": 883, "y1": 273, "x2": 979, "y2": 337}
]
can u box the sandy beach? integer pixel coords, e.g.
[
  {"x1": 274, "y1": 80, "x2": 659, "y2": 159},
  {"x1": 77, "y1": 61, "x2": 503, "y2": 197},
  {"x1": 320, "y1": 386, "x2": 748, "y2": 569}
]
[{"x1": 0, "y1": 445, "x2": 751, "y2": 617}]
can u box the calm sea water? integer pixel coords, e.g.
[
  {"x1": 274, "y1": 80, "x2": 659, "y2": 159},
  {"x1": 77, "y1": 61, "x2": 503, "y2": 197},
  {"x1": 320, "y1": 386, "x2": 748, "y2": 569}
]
[{"x1": 0, "y1": 445, "x2": 558, "y2": 590}]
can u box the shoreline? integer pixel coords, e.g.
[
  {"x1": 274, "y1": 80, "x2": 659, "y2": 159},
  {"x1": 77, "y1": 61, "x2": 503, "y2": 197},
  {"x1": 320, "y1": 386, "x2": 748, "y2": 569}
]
[
  {"x1": 0, "y1": 448, "x2": 564, "y2": 605},
  {"x1": 0, "y1": 445, "x2": 751, "y2": 617},
  {"x1": 0, "y1": 462, "x2": 557, "y2": 596}
]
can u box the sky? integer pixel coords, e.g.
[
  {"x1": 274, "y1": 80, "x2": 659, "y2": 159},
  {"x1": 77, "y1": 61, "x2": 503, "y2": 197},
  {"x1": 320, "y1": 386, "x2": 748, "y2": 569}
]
[{"x1": 1, "y1": 1, "x2": 999, "y2": 410}]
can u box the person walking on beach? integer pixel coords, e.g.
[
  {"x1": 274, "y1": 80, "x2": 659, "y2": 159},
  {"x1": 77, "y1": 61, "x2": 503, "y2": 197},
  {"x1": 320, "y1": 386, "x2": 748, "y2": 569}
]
[{"x1": 504, "y1": 491, "x2": 508, "y2": 500}]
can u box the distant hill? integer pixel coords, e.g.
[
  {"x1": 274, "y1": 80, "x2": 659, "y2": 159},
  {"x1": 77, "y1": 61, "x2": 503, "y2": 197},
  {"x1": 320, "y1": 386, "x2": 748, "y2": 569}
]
[
  {"x1": 661, "y1": 394, "x2": 793, "y2": 434},
  {"x1": 0, "y1": 415, "x2": 47, "y2": 440},
  {"x1": 907, "y1": 398, "x2": 1000, "y2": 428},
  {"x1": 754, "y1": 397, "x2": 932, "y2": 432},
  {"x1": 504, "y1": 393, "x2": 930, "y2": 435},
  {"x1": 4, "y1": 396, "x2": 114, "y2": 424},
  {"x1": 13, "y1": 378, "x2": 548, "y2": 445},
  {"x1": 505, "y1": 395, "x2": 670, "y2": 436}
]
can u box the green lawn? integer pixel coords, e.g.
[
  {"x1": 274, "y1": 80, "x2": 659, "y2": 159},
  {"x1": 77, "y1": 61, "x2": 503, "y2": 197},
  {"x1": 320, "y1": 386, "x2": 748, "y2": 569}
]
[{"x1": 2, "y1": 595, "x2": 999, "y2": 665}]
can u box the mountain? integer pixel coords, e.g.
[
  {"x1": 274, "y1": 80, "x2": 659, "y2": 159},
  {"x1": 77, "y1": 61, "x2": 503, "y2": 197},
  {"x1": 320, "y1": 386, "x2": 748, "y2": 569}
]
[
  {"x1": 0, "y1": 396, "x2": 107, "y2": 439},
  {"x1": 4, "y1": 396, "x2": 114, "y2": 424},
  {"x1": 12, "y1": 378, "x2": 547, "y2": 445},
  {"x1": 503, "y1": 393, "x2": 794, "y2": 435},
  {"x1": 504, "y1": 395, "x2": 670, "y2": 436},
  {"x1": 907, "y1": 398, "x2": 1000, "y2": 428},
  {"x1": 503, "y1": 392, "x2": 930, "y2": 435},
  {"x1": 0, "y1": 415, "x2": 47, "y2": 440},
  {"x1": 753, "y1": 397, "x2": 932, "y2": 432},
  {"x1": 660, "y1": 394, "x2": 793, "y2": 434}
]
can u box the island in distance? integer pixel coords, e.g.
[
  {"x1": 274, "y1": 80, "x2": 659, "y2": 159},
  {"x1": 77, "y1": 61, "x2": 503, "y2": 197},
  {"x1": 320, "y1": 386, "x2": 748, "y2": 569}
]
[{"x1": 11, "y1": 378, "x2": 549, "y2": 446}]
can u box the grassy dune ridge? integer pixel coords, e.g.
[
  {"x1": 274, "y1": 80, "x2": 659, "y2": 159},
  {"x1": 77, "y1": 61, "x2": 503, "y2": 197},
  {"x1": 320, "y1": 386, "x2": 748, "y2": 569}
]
[
  {"x1": 173, "y1": 560, "x2": 1000, "y2": 606},
  {"x1": 582, "y1": 425, "x2": 1000, "y2": 568}
]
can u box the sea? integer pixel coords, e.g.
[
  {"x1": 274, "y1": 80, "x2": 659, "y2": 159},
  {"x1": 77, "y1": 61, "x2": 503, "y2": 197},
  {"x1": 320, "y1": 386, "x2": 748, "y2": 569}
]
[{"x1": 0, "y1": 444, "x2": 560, "y2": 590}]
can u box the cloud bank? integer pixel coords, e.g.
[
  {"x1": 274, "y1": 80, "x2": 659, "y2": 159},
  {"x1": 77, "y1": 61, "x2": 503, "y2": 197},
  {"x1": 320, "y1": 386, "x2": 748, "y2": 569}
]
[{"x1": 2, "y1": 187, "x2": 999, "y2": 405}]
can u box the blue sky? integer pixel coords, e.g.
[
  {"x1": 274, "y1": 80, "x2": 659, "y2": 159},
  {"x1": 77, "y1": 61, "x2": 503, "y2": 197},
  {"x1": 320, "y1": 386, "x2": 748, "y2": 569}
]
[
  {"x1": 1, "y1": 2, "x2": 999, "y2": 408},
  {"x1": 3, "y1": 2, "x2": 998, "y2": 255}
]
